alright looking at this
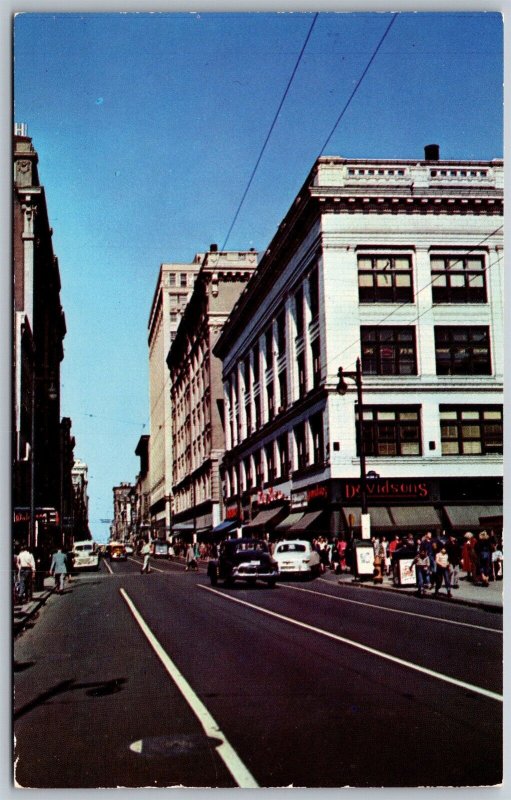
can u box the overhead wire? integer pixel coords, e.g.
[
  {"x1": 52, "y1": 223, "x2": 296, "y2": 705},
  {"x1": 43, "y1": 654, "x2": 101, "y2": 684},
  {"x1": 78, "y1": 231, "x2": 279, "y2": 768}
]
[{"x1": 221, "y1": 12, "x2": 319, "y2": 250}]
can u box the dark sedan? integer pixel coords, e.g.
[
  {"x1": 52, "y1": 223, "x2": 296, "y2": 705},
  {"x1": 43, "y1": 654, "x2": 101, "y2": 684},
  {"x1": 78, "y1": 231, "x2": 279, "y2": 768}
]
[{"x1": 207, "y1": 538, "x2": 279, "y2": 587}]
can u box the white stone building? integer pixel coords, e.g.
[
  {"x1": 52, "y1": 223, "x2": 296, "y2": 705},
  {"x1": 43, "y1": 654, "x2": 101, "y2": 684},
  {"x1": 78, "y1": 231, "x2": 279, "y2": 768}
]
[
  {"x1": 147, "y1": 257, "x2": 201, "y2": 532},
  {"x1": 214, "y1": 147, "x2": 503, "y2": 541}
]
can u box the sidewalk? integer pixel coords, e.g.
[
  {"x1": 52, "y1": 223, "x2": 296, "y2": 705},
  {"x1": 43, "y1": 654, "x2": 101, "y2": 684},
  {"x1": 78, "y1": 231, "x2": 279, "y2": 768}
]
[
  {"x1": 13, "y1": 575, "x2": 55, "y2": 636},
  {"x1": 335, "y1": 570, "x2": 503, "y2": 612}
]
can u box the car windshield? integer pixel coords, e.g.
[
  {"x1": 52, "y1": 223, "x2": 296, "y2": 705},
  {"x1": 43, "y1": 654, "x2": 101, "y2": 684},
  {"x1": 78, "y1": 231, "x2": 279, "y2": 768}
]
[
  {"x1": 75, "y1": 545, "x2": 92, "y2": 552},
  {"x1": 233, "y1": 541, "x2": 267, "y2": 554},
  {"x1": 276, "y1": 543, "x2": 307, "y2": 554}
]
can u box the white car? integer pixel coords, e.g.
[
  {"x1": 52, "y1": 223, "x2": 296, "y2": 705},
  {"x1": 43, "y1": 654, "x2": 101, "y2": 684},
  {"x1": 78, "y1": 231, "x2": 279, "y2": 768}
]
[
  {"x1": 273, "y1": 539, "x2": 321, "y2": 578},
  {"x1": 72, "y1": 540, "x2": 100, "y2": 571}
]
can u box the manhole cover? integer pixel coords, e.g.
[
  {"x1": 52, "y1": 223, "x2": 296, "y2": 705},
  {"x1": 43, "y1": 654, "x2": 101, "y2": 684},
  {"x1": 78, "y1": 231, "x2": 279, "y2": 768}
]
[{"x1": 129, "y1": 734, "x2": 222, "y2": 758}]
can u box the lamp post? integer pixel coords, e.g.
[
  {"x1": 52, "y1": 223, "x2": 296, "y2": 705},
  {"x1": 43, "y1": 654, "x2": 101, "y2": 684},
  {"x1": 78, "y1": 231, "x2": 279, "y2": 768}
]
[{"x1": 336, "y1": 357, "x2": 370, "y2": 539}]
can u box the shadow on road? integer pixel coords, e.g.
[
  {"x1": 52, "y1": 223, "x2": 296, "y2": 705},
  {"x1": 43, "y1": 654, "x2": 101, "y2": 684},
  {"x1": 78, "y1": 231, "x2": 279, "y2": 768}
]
[{"x1": 14, "y1": 677, "x2": 127, "y2": 720}]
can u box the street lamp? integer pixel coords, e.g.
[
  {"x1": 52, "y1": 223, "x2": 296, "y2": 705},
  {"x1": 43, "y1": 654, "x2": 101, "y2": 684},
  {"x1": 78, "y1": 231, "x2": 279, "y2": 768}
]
[{"x1": 336, "y1": 357, "x2": 370, "y2": 539}]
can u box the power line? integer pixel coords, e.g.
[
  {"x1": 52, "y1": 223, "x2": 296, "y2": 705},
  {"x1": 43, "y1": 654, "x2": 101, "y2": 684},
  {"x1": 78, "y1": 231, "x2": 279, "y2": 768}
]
[
  {"x1": 221, "y1": 13, "x2": 319, "y2": 250},
  {"x1": 318, "y1": 13, "x2": 399, "y2": 156}
]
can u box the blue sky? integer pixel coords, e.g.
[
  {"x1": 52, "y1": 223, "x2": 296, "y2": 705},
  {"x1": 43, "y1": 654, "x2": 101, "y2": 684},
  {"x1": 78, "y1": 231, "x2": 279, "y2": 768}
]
[{"x1": 12, "y1": 11, "x2": 504, "y2": 543}]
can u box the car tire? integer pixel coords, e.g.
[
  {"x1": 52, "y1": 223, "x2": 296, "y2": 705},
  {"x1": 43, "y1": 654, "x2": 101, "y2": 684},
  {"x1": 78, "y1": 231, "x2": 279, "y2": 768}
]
[
  {"x1": 209, "y1": 570, "x2": 218, "y2": 586},
  {"x1": 266, "y1": 578, "x2": 277, "y2": 588}
]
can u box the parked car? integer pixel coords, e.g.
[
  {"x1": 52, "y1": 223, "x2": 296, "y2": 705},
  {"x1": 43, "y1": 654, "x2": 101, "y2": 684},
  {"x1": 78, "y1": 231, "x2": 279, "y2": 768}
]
[
  {"x1": 207, "y1": 538, "x2": 278, "y2": 587},
  {"x1": 273, "y1": 539, "x2": 321, "y2": 578},
  {"x1": 72, "y1": 540, "x2": 100, "y2": 572},
  {"x1": 152, "y1": 540, "x2": 171, "y2": 558},
  {"x1": 125, "y1": 544, "x2": 134, "y2": 555},
  {"x1": 108, "y1": 542, "x2": 127, "y2": 561}
]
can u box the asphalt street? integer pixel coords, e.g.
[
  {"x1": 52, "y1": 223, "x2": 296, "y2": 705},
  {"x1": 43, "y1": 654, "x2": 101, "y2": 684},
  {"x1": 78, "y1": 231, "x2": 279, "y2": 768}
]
[{"x1": 13, "y1": 555, "x2": 503, "y2": 788}]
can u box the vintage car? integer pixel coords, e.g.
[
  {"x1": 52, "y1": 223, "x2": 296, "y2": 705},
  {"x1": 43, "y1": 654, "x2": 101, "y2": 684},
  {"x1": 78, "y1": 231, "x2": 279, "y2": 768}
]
[
  {"x1": 272, "y1": 539, "x2": 321, "y2": 578},
  {"x1": 207, "y1": 537, "x2": 279, "y2": 587},
  {"x1": 152, "y1": 539, "x2": 171, "y2": 558},
  {"x1": 71, "y1": 540, "x2": 100, "y2": 572},
  {"x1": 108, "y1": 542, "x2": 127, "y2": 561}
]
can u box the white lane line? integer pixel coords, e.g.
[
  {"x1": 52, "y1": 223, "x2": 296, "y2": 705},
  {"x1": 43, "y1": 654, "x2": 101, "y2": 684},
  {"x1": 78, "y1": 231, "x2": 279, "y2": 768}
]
[
  {"x1": 126, "y1": 557, "x2": 167, "y2": 573},
  {"x1": 199, "y1": 585, "x2": 503, "y2": 704},
  {"x1": 103, "y1": 559, "x2": 113, "y2": 575},
  {"x1": 285, "y1": 583, "x2": 502, "y2": 634},
  {"x1": 119, "y1": 588, "x2": 259, "y2": 789}
]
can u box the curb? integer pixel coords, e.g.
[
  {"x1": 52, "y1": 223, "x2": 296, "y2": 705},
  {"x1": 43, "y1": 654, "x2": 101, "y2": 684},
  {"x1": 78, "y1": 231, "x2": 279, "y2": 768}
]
[{"x1": 337, "y1": 578, "x2": 503, "y2": 614}]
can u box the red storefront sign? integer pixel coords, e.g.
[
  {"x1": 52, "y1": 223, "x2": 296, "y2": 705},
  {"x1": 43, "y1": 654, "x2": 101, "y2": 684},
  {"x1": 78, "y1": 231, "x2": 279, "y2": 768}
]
[{"x1": 343, "y1": 480, "x2": 429, "y2": 500}]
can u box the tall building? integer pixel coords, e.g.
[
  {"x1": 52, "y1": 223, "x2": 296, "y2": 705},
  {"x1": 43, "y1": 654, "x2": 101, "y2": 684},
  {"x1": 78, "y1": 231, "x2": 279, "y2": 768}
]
[
  {"x1": 214, "y1": 147, "x2": 503, "y2": 541},
  {"x1": 167, "y1": 246, "x2": 258, "y2": 540},
  {"x1": 111, "y1": 482, "x2": 133, "y2": 542},
  {"x1": 147, "y1": 258, "x2": 201, "y2": 535},
  {"x1": 13, "y1": 125, "x2": 67, "y2": 550},
  {"x1": 71, "y1": 459, "x2": 90, "y2": 541}
]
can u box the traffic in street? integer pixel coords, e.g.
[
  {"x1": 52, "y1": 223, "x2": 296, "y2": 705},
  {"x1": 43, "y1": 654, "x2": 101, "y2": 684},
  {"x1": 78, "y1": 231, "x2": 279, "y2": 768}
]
[{"x1": 14, "y1": 552, "x2": 502, "y2": 789}]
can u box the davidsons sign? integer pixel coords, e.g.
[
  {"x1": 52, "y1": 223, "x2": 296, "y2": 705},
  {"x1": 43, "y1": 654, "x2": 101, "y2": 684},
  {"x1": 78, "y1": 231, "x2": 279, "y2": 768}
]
[{"x1": 343, "y1": 479, "x2": 430, "y2": 501}]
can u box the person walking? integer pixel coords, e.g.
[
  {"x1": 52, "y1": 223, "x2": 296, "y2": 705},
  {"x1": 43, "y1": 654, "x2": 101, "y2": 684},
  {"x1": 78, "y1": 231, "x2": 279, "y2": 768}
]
[
  {"x1": 17, "y1": 545, "x2": 36, "y2": 603},
  {"x1": 475, "y1": 530, "x2": 492, "y2": 586},
  {"x1": 49, "y1": 546, "x2": 68, "y2": 594},
  {"x1": 445, "y1": 535, "x2": 461, "y2": 589},
  {"x1": 140, "y1": 539, "x2": 152, "y2": 574},
  {"x1": 413, "y1": 547, "x2": 430, "y2": 597},
  {"x1": 434, "y1": 545, "x2": 452, "y2": 598},
  {"x1": 185, "y1": 543, "x2": 198, "y2": 571}
]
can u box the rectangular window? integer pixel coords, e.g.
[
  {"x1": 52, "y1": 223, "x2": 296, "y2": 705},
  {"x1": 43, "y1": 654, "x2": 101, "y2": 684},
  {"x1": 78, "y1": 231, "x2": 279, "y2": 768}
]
[
  {"x1": 358, "y1": 254, "x2": 413, "y2": 303},
  {"x1": 278, "y1": 434, "x2": 289, "y2": 478},
  {"x1": 435, "y1": 327, "x2": 491, "y2": 375},
  {"x1": 167, "y1": 272, "x2": 176, "y2": 286},
  {"x1": 431, "y1": 254, "x2": 487, "y2": 304},
  {"x1": 180, "y1": 273, "x2": 187, "y2": 287},
  {"x1": 310, "y1": 412, "x2": 324, "y2": 465},
  {"x1": 295, "y1": 286, "x2": 305, "y2": 338},
  {"x1": 360, "y1": 407, "x2": 421, "y2": 457},
  {"x1": 297, "y1": 353, "x2": 307, "y2": 398},
  {"x1": 252, "y1": 346, "x2": 260, "y2": 384},
  {"x1": 361, "y1": 327, "x2": 417, "y2": 375},
  {"x1": 265, "y1": 444, "x2": 275, "y2": 482},
  {"x1": 309, "y1": 266, "x2": 319, "y2": 319},
  {"x1": 440, "y1": 406, "x2": 503, "y2": 455},
  {"x1": 278, "y1": 370, "x2": 288, "y2": 411},
  {"x1": 294, "y1": 422, "x2": 308, "y2": 469},
  {"x1": 311, "y1": 338, "x2": 322, "y2": 387},
  {"x1": 277, "y1": 311, "x2": 286, "y2": 355},
  {"x1": 267, "y1": 381, "x2": 274, "y2": 421}
]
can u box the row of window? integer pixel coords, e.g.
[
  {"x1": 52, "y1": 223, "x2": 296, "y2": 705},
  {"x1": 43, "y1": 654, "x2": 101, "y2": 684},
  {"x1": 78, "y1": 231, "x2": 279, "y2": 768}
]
[
  {"x1": 362, "y1": 325, "x2": 493, "y2": 376},
  {"x1": 226, "y1": 405, "x2": 502, "y2": 497},
  {"x1": 358, "y1": 253, "x2": 488, "y2": 304},
  {"x1": 360, "y1": 406, "x2": 502, "y2": 457}
]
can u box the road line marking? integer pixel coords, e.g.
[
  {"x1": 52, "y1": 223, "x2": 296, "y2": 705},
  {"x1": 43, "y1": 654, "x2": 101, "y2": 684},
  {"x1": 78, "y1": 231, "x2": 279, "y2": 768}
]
[
  {"x1": 199, "y1": 585, "x2": 502, "y2": 703},
  {"x1": 283, "y1": 583, "x2": 502, "y2": 634},
  {"x1": 119, "y1": 589, "x2": 259, "y2": 788},
  {"x1": 103, "y1": 559, "x2": 113, "y2": 575},
  {"x1": 126, "y1": 557, "x2": 168, "y2": 573}
]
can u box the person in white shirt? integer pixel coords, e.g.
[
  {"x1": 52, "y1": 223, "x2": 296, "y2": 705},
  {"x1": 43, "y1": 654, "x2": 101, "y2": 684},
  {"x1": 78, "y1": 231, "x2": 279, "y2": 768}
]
[
  {"x1": 17, "y1": 546, "x2": 36, "y2": 602},
  {"x1": 434, "y1": 546, "x2": 452, "y2": 598}
]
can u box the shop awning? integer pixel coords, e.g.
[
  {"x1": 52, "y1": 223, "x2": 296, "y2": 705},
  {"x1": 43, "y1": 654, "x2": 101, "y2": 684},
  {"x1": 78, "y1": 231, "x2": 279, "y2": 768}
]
[
  {"x1": 288, "y1": 510, "x2": 325, "y2": 532},
  {"x1": 343, "y1": 506, "x2": 394, "y2": 530},
  {"x1": 243, "y1": 506, "x2": 287, "y2": 531},
  {"x1": 443, "y1": 505, "x2": 503, "y2": 532},
  {"x1": 172, "y1": 522, "x2": 195, "y2": 532},
  {"x1": 274, "y1": 513, "x2": 305, "y2": 532},
  {"x1": 211, "y1": 519, "x2": 239, "y2": 535},
  {"x1": 389, "y1": 506, "x2": 442, "y2": 531}
]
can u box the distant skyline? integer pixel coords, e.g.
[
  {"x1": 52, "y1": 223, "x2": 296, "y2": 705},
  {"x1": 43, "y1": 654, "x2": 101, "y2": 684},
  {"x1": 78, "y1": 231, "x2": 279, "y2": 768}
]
[{"x1": 12, "y1": 11, "x2": 503, "y2": 543}]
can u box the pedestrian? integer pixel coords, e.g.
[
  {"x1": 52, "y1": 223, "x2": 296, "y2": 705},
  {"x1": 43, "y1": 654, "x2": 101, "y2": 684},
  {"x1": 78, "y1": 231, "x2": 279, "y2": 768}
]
[
  {"x1": 492, "y1": 539, "x2": 503, "y2": 581},
  {"x1": 140, "y1": 539, "x2": 152, "y2": 573},
  {"x1": 445, "y1": 535, "x2": 461, "y2": 589},
  {"x1": 434, "y1": 545, "x2": 452, "y2": 598},
  {"x1": 461, "y1": 532, "x2": 474, "y2": 579},
  {"x1": 185, "y1": 543, "x2": 198, "y2": 571},
  {"x1": 475, "y1": 530, "x2": 492, "y2": 586},
  {"x1": 420, "y1": 532, "x2": 435, "y2": 588},
  {"x1": 49, "y1": 546, "x2": 68, "y2": 594},
  {"x1": 17, "y1": 544, "x2": 36, "y2": 603},
  {"x1": 413, "y1": 547, "x2": 430, "y2": 597}
]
